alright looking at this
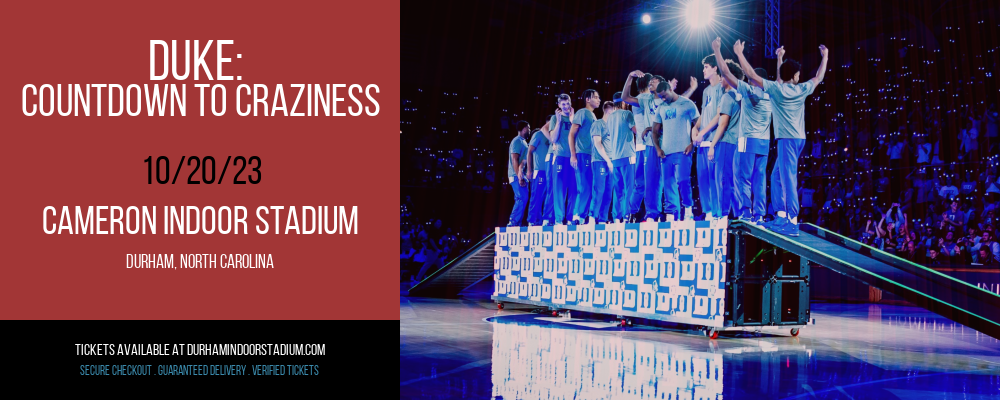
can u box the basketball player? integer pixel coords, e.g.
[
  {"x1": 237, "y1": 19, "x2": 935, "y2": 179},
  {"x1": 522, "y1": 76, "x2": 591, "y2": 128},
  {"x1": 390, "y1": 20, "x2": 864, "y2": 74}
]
[
  {"x1": 568, "y1": 89, "x2": 600, "y2": 224},
  {"x1": 590, "y1": 102, "x2": 614, "y2": 223},
  {"x1": 507, "y1": 120, "x2": 530, "y2": 226},
  {"x1": 712, "y1": 38, "x2": 772, "y2": 225},
  {"x1": 607, "y1": 93, "x2": 639, "y2": 222},
  {"x1": 540, "y1": 94, "x2": 578, "y2": 224},
  {"x1": 692, "y1": 55, "x2": 724, "y2": 220},
  {"x1": 623, "y1": 71, "x2": 663, "y2": 221},
  {"x1": 526, "y1": 125, "x2": 553, "y2": 226},
  {"x1": 704, "y1": 56, "x2": 745, "y2": 219},
  {"x1": 734, "y1": 41, "x2": 829, "y2": 236},
  {"x1": 651, "y1": 81, "x2": 700, "y2": 221}
]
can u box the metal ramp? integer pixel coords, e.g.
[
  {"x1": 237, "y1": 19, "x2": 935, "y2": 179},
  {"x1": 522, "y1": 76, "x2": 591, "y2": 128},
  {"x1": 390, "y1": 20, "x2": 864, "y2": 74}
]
[
  {"x1": 407, "y1": 233, "x2": 496, "y2": 298},
  {"x1": 731, "y1": 221, "x2": 1000, "y2": 339}
]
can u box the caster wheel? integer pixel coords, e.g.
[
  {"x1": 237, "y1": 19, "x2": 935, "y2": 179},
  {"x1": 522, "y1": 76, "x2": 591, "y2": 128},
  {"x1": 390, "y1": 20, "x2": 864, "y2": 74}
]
[
  {"x1": 497, "y1": 303, "x2": 504, "y2": 310},
  {"x1": 707, "y1": 329, "x2": 719, "y2": 340},
  {"x1": 790, "y1": 328, "x2": 800, "y2": 337}
]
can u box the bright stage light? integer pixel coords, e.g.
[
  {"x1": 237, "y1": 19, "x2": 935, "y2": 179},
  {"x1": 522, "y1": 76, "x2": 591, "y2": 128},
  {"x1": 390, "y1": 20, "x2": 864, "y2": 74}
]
[
  {"x1": 685, "y1": 0, "x2": 715, "y2": 29},
  {"x1": 641, "y1": 14, "x2": 651, "y2": 24}
]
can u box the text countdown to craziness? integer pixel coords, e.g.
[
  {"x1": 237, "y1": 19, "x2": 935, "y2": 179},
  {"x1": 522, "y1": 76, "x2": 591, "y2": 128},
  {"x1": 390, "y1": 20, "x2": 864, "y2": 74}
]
[{"x1": 23, "y1": 40, "x2": 381, "y2": 117}]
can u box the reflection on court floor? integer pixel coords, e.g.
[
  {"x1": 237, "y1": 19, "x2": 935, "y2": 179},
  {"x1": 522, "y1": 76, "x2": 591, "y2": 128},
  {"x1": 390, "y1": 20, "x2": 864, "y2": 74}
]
[{"x1": 488, "y1": 314, "x2": 727, "y2": 400}]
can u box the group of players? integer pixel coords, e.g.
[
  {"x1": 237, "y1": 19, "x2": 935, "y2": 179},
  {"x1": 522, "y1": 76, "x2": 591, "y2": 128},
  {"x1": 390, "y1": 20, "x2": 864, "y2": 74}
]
[{"x1": 506, "y1": 38, "x2": 829, "y2": 237}]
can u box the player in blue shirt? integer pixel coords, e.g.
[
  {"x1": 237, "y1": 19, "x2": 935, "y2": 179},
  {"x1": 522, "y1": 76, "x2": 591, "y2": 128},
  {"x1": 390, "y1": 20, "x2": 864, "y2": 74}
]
[
  {"x1": 651, "y1": 82, "x2": 700, "y2": 221},
  {"x1": 703, "y1": 54, "x2": 744, "y2": 219},
  {"x1": 622, "y1": 71, "x2": 661, "y2": 222},
  {"x1": 526, "y1": 125, "x2": 553, "y2": 226},
  {"x1": 607, "y1": 93, "x2": 639, "y2": 222},
  {"x1": 692, "y1": 55, "x2": 724, "y2": 220},
  {"x1": 713, "y1": 38, "x2": 773, "y2": 225},
  {"x1": 669, "y1": 77, "x2": 699, "y2": 220},
  {"x1": 645, "y1": 74, "x2": 674, "y2": 219},
  {"x1": 590, "y1": 102, "x2": 614, "y2": 223},
  {"x1": 507, "y1": 120, "x2": 531, "y2": 226},
  {"x1": 735, "y1": 41, "x2": 829, "y2": 236},
  {"x1": 568, "y1": 89, "x2": 600, "y2": 224},
  {"x1": 540, "y1": 94, "x2": 578, "y2": 224}
]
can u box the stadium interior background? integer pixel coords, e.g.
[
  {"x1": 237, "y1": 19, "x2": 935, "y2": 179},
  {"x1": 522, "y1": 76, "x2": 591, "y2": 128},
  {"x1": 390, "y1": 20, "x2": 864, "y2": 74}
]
[{"x1": 400, "y1": 0, "x2": 1000, "y2": 275}]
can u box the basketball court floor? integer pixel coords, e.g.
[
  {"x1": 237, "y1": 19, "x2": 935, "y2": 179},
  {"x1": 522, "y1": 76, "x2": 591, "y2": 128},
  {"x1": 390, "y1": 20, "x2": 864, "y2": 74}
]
[{"x1": 401, "y1": 285, "x2": 1000, "y2": 399}]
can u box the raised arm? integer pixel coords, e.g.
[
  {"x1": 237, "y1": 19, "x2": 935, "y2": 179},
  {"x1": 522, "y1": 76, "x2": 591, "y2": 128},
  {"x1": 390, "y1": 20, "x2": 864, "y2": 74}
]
[
  {"x1": 680, "y1": 76, "x2": 698, "y2": 98},
  {"x1": 712, "y1": 38, "x2": 741, "y2": 90},
  {"x1": 809, "y1": 45, "x2": 830, "y2": 86},
  {"x1": 551, "y1": 109, "x2": 572, "y2": 145},
  {"x1": 668, "y1": 78, "x2": 697, "y2": 99},
  {"x1": 734, "y1": 40, "x2": 765, "y2": 88},
  {"x1": 775, "y1": 46, "x2": 785, "y2": 84},
  {"x1": 622, "y1": 70, "x2": 644, "y2": 106}
]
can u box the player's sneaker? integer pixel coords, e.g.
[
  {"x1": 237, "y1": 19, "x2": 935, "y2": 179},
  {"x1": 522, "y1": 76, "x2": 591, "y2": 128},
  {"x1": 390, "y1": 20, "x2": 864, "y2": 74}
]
[
  {"x1": 737, "y1": 209, "x2": 753, "y2": 222},
  {"x1": 772, "y1": 220, "x2": 800, "y2": 237},
  {"x1": 764, "y1": 217, "x2": 787, "y2": 230}
]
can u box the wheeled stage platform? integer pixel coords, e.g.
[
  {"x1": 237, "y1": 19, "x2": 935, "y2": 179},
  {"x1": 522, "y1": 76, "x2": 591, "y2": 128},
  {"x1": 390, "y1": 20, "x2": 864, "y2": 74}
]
[{"x1": 487, "y1": 219, "x2": 1000, "y2": 339}]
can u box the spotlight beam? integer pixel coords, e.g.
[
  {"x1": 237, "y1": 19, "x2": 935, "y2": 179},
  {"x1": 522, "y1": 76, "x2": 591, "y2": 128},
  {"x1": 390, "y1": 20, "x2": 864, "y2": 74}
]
[{"x1": 685, "y1": 0, "x2": 715, "y2": 29}]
